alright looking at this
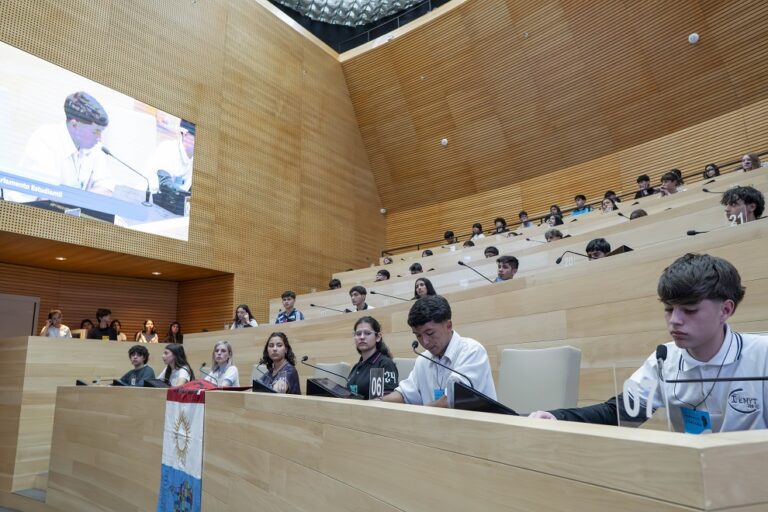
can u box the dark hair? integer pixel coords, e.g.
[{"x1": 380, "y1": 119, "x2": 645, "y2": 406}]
[
  {"x1": 421, "y1": 249, "x2": 434, "y2": 257},
  {"x1": 232, "y1": 304, "x2": 255, "y2": 325},
  {"x1": 574, "y1": 194, "x2": 586, "y2": 202},
  {"x1": 376, "y1": 269, "x2": 391, "y2": 279},
  {"x1": 496, "y1": 255, "x2": 519, "y2": 269},
  {"x1": 463, "y1": 240, "x2": 475, "y2": 247},
  {"x1": 637, "y1": 174, "x2": 651, "y2": 183},
  {"x1": 721, "y1": 186, "x2": 765, "y2": 218},
  {"x1": 472, "y1": 222, "x2": 483, "y2": 233},
  {"x1": 262, "y1": 332, "x2": 296, "y2": 371},
  {"x1": 544, "y1": 229, "x2": 563, "y2": 241},
  {"x1": 629, "y1": 209, "x2": 648, "y2": 220},
  {"x1": 444, "y1": 230, "x2": 455, "y2": 241},
  {"x1": 329, "y1": 278, "x2": 342, "y2": 289},
  {"x1": 703, "y1": 163, "x2": 720, "y2": 178},
  {"x1": 669, "y1": 169, "x2": 684, "y2": 185},
  {"x1": 494, "y1": 217, "x2": 507, "y2": 227},
  {"x1": 603, "y1": 190, "x2": 617, "y2": 199},
  {"x1": 549, "y1": 214, "x2": 564, "y2": 226},
  {"x1": 353, "y1": 316, "x2": 392, "y2": 358},
  {"x1": 484, "y1": 246, "x2": 499, "y2": 257},
  {"x1": 586, "y1": 238, "x2": 611, "y2": 255},
  {"x1": 110, "y1": 319, "x2": 122, "y2": 331},
  {"x1": 143, "y1": 319, "x2": 156, "y2": 334},
  {"x1": 658, "y1": 253, "x2": 744, "y2": 307},
  {"x1": 164, "y1": 322, "x2": 183, "y2": 344},
  {"x1": 128, "y1": 344, "x2": 149, "y2": 364},
  {"x1": 408, "y1": 295, "x2": 452, "y2": 328},
  {"x1": 519, "y1": 211, "x2": 528, "y2": 219},
  {"x1": 162, "y1": 343, "x2": 194, "y2": 384},
  {"x1": 413, "y1": 277, "x2": 437, "y2": 300},
  {"x1": 95, "y1": 308, "x2": 111, "y2": 322},
  {"x1": 281, "y1": 290, "x2": 296, "y2": 300},
  {"x1": 742, "y1": 153, "x2": 761, "y2": 170},
  {"x1": 550, "y1": 205, "x2": 562, "y2": 216},
  {"x1": 601, "y1": 197, "x2": 617, "y2": 210},
  {"x1": 349, "y1": 285, "x2": 367, "y2": 296},
  {"x1": 48, "y1": 309, "x2": 62, "y2": 319},
  {"x1": 409, "y1": 262, "x2": 423, "y2": 274},
  {"x1": 661, "y1": 171, "x2": 679, "y2": 184},
  {"x1": 80, "y1": 319, "x2": 93, "y2": 329}
]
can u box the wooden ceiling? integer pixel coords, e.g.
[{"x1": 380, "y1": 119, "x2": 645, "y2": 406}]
[
  {"x1": 0, "y1": 231, "x2": 228, "y2": 281},
  {"x1": 342, "y1": 0, "x2": 768, "y2": 213}
]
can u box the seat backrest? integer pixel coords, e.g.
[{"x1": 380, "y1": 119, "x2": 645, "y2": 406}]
[
  {"x1": 251, "y1": 364, "x2": 268, "y2": 383},
  {"x1": 313, "y1": 362, "x2": 352, "y2": 387},
  {"x1": 497, "y1": 346, "x2": 581, "y2": 413},
  {"x1": 393, "y1": 358, "x2": 416, "y2": 384}
]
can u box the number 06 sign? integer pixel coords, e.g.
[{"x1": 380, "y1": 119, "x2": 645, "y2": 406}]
[{"x1": 369, "y1": 368, "x2": 384, "y2": 400}]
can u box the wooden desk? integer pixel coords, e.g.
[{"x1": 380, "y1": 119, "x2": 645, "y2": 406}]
[{"x1": 45, "y1": 387, "x2": 768, "y2": 511}]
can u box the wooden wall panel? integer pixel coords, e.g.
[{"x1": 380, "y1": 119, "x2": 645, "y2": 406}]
[
  {"x1": 0, "y1": 262, "x2": 178, "y2": 339},
  {"x1": 0, "y1": 0, "x2": 383, "y2": 322},
  {"x1": 342, "y1": 0, "x2": 768, "y2": 249},
  {"x1": 177, "y1": 275, "x2": 234, "y2": 334}
]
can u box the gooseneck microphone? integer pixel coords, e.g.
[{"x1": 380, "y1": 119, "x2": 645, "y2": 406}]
[
  {"x1": 655, "y1": 344, "x2": 672, "y2": 431},
  {"x1": 617, "y1": 212, "x2": 629, "y2": 219},
  {"x1": 370, "y1": 290, "x2": 409, "y2": 302},
  {"x1": 686, "y1": 230, "x2": 709, "y2": 236},
  {"x1": 101, "y1": 146, "x2": 152, "y2": 206},
  {"x1": 310, "y1": 303, "x2": 351, "y2": 314},
  {"x1": 526, "y1": 237, "x2": 546, "y2": 244},
  {"x1": 199, "y1": 362, "x2": 218, "y2": 386},
  {"x1": 555, "y1": 250, "x2": 589, "y2": 264},
  {"x1": 411, "y1": 341, "x2": 474, "y2": 389},
  {"x1": 300, "y1": 355, "x2": 353, "y2": 387},
  {"x1": 457, "y1": 260, "x2": 494, "y2": 284}
]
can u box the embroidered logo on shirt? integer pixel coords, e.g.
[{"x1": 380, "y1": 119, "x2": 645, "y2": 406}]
[{"x1": 728, "y1": 388, "x2": 759, "y2": 413}]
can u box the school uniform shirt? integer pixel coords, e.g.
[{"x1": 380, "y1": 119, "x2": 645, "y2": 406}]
[
  {"x1": 203, "y1": 364, "x2": 240, "y2": 387},
  {"x1": 275, "y1": 309, "x2": 305, "y2": 324},
  {"x1": 347, "y1": 351, "x2": 398, "y2": 399},
  {"x1": 395, "y1": 330, "x2": 496, "y2": 406}
]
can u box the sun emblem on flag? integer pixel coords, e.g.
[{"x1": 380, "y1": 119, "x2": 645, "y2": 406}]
[{"x1": 173, "y1": 412, "x2": 192, "y2": 465}]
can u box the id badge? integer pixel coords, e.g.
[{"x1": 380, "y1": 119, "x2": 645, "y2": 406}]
[
  {"x1": 433, "y1": 388, "x2": 444, "y2": 401},
  {"x1": 681, "y1": 407, "x2": 712, "y2": 434},
  {"x1": 349, "y1": 384, "x2": 358, "y2": 394}
]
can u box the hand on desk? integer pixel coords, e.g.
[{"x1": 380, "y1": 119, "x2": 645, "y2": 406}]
[{"x1": 528, "y1": 411, "x2": 557, "y2": 420}]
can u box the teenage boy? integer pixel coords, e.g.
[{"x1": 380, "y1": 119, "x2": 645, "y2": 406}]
[
  {"x1": 375, "y1": 269, "x2": 391, "y2": 282},
  {"x1": 571, "y1": 194, "x2": 592, "y2": 216},
  {"x1": 495, "y1": 255, "x2": 519, "y2": 282},
  {"x1": 87, "y1": 308, "x2": 118, "y2": 340},
  {"x1": 119, "y1": 345, "x2": 155, "y2": 387},
  {"x1": 659, "y1": 171, "x2": 680, "y2": 196},
  {"x1": 383, "y1": 295, "x2": 496, "y2": 407},
  {"x1": 586, "y1": 238, "x2": 611, "y2": 260},
  {"x1": 275, "y1": 290, "x2": 305, "y2": 323},
  {"x1": 519, "y1": 211, "x2": 533, "y2": 228},
  {"x1": 721, "y1": 186, "x2": 765, "y2": 224},
  {"x1": 634, "y1": 174, "x2": 656, "y2": 199},
  {"x1": 350, "y1": 285, "x2": 374, "y2": 311},
  {"x1": 530, "y1": 253, "x2": 768, "y2": 433}
]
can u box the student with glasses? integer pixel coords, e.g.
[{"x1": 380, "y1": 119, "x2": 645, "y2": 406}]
[{"x1": 347, "y1": 316, "x2": 398, "y2": 399}]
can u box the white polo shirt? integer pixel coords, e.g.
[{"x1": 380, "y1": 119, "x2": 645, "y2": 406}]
[
  {"x1": 628, "y1": 325, "x2": 768, "y2": 432},
  {"x1": 395, "y1": 330, "x2": 496, "y2": 406}
]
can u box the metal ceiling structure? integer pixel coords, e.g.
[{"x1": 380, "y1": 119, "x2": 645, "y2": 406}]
[{"x1": 273, "y1": 0, "x2": 421, "y2": 26}]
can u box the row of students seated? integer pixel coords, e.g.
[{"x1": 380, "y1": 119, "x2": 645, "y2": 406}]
[{"x1": 39, "y1": 308, "x2": 183, "y2": 343}]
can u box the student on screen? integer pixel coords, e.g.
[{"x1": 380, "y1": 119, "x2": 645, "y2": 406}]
[
  {"x1": 119, "y1": 345, "x2": 155, "y2": 387},
  {"x1": 144, "y1": 119, "x2": 195, "y2": 192},
  {"x1": 530, "y1": 253, "x2": 768, "y2": 433},
  {"x1": 382, "y1": 295, "x2": 496, "y2": 407},
  {"x1": 40, "y1": 309, "x2": 72, "y2": 338},
  {"x1": 19, "y1": 91, "x2": 114, "y2": 195},
  {"x1": 259, "y1": 332, "x2": 301, "y2": 394},
  {"x1": 203, "y1": 340, "x2": 240, "y2": 387},
  {"x1": 347, "y1": 316, "x2": 398, "y2": 398}
]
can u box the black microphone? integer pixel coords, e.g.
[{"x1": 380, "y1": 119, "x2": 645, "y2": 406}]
[
  {"x1": 411, "y1": 340, "x2": 474, "y2": 389},
  {"x1": 687, "y1": 230, "x2": 709, "y2": 236},
  {"x1": 506, "y1": 231, "x2": 521, "y2": 237},
  {"x1": 370, "y1": 290, "x2": 409, "y2": 302},
  {"x1": 457, "y1": 260, "x2": 494, "y2": 284},
  {"x1": 300, "y1": 355, "x2": 352, "y2": 387},
  {"x1": 310, "y1": 303, "x2": 351, "y2": 314},
  {"x1": 526, "y1": 237, "x2": 546, "y2": 244},
  {"x1": 199, "y1": 362, "x2": 218, "y2": 386},
  {"x1": 555, "y1": 250, "x2": 588, "y2": 264},
  {"x1": 101, "y1": 146, "x2": 152, "y2": 206},
  {"x1": 702, "y1": 188, "x2": 725, "y2": 194},
  {"x1": 655, "y1": 345, "x2": 667, "y2": 381},
  {"x1": 617, "y1": 212, "x2": 629, "y2": 219}
]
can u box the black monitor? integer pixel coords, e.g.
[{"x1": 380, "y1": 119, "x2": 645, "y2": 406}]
[
  {"x1": 75, "y1": 379, "x2": 89, "y2": 386},
  {"x1": 453, "y1": 381, "x2": 518, "y2": 416},
  {"x1": 252, "y1": 379, "x2": 277, "y2": 394},
  {"x1": 112, "y1": 379, "x2": 127, "y2": 387},
  {"x1": 306, "y1": 378, "x2": 362, "y2": 399},
  {"x1": 143, "y1": 379, "x2": 170, "y2": 388}
]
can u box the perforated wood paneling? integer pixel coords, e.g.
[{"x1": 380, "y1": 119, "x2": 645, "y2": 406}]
[
  {"x1": 0, "y1": 0, "x2": 383, "y2": 320},
  {"x1": 342, "y1": 0, "x2": 768, "y2": 248}
]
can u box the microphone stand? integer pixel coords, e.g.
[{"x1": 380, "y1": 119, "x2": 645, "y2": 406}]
[
  {"x1": 310, "y1": 303, "x2": 351, "y2": 314},
  {"x1": 370, "y1": 290, "x2": 409, "y2": 302},
  {"x1": 101, "y1": 146, "x2": 153, "y2": 207},
  {"x1": 411, "y1": 341, "x2": 475, "y2": 389},
  {"x1": 457, "y1": 261, "x2": 494, "y2": 284}
]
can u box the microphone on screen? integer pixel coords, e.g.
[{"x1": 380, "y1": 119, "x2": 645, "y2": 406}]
[{"x1": 101, "y1": 146, "x2": 152, "y2": 206}]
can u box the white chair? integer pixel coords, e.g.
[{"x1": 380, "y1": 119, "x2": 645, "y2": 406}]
[
  {"x1": 313, "y1": 362, "x2": 351, "y2": 387},
  {"x1": 251, "y1": 364, "x2": 268, "y2": 383},
  {"x1": 393, "y1": 357, "x2": 416, "y2": 384},
  {"x1": 497, "y1": 346, "x2": 581, "y2": 414}
]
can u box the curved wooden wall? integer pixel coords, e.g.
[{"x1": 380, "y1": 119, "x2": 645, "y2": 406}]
[
  {"x1": 341, "y1": 0, "x2": 768, "y2": 248},
  {"x1": 0, "y1": 0, "x2": 383, "y2": 321}
]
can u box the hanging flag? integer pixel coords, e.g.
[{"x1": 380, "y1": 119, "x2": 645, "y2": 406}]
[{"x1": 157, "y1": 380, "x2": 214, "y2": 512}]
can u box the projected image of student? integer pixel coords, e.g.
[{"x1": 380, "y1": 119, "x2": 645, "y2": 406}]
[
  {"x1": 382, "y1": 295, "x2": 495, "y2": 407},
  {"x1": 259, "y1": 332, "x2": 301, "y2": 394},
  {"x1": 529, "y1": 253, "x2": 768, "y2": 433},
  {"x1": 348, "y1": 316, "x2": 398, "y2": 398},
  {"x1": 18, "y1": 91, "x2": 113, "y2": 195},
  {"x1": 119, "y1": 345, "x2": 155, "y2": 387},
  {"x1": 145, "y1": 119, "x2": 195, "y2": 193},
  {"x1": 203, "y1": 340, "x2": 240, "y2": 387}
]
